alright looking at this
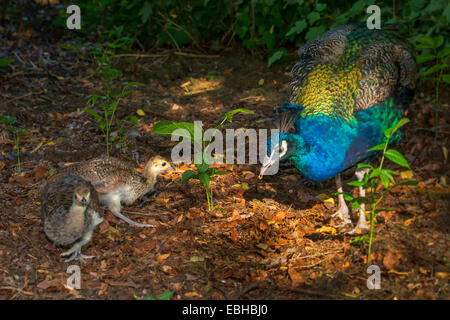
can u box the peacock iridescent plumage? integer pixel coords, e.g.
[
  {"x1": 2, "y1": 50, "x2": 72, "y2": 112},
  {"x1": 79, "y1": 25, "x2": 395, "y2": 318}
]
[{"x1": 260, "y1": 24, "x2": 417, "y2": 232}]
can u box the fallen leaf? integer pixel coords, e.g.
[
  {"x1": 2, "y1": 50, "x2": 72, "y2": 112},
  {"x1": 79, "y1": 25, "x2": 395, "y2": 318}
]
[
  {"x1": 383, "y1": 249, "x2": 403, "y2": 270},
  {"x1": 400, "y1": 170, "x2": 414, "y2": 179},
  {"x1": 315, "y1": 226, "x2": 337, "y2": 235},
  {"x1": 136, "y1": 109, "x2": 145, "y2": 116},
  {"x1": 33, "y1": 163, "x2": 48, "y2": 180},
  {"x1": 184, "y1": 291, "x2": 203, "y2": 298},
  {"x1": 288, "y1": 268, "x2": 305, "y2": 286},
  {"x1": 37, "y1": 276, "x2": 60, "y2": 290},
  {"x1": 230, "y1": 228, "x2": 240, "y2": 242},
  {"x1": 157, "y1": 253, "x2": 171, "y2": 263},
  {"x1": 258, "y1": 78, "x2": 264, "y2": 86},
  {"x1": 404, "y1": 218, "x2": 415, "y2": 226},
  {"x1": 189, "y1": 256, "x2": 204, "y2": 262}
]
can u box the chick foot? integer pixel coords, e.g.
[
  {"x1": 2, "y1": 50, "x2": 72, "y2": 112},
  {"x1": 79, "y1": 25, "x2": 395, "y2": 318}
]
[{"x1": 61, "y1": 247, "x2": 95, "y2": 263}]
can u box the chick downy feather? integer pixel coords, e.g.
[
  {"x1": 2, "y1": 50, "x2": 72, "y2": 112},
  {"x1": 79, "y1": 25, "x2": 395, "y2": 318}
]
[
  {"x1": 45, "y1": 156, "x2": 172, "y2": 227},
  {"x1": 41, "y1": 175, "x2": 103, "y2": 262}
]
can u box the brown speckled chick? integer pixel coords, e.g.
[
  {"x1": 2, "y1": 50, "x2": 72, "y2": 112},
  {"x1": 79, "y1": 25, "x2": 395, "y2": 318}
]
[
  {"x1": 41, "y1": 175, "x2": 104, "y2": 262},
  {"x1": 46, "y1": 156, "x2": 173, "y2": 227}
]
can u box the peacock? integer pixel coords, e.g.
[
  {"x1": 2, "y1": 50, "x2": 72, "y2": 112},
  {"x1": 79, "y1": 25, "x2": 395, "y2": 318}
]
[{"x1": 259, "y1": 24, "x2": 417, "y2": 233}]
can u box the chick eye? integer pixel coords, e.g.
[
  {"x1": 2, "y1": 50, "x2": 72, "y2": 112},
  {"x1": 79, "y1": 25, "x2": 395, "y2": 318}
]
[{"x1": 162, "y1": 162, "x2": 166, "y2": 167}]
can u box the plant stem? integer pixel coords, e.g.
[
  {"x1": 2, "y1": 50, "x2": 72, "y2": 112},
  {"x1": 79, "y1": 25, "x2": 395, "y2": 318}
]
[{"x1": 367, "y1": 132, "x2": 392, "y2": 262}]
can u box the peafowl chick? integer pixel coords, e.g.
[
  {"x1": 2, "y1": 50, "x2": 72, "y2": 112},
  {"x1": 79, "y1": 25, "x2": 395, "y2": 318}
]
[
  {"x1": 259, "y1": 24, "x2": 417, "y2": 233},
  {"x1": 41, "y1": 175, "x2": 104, "y2": 262},
  {"x1": 46, "y1": 156, "x2": 173, "y2": 228}
]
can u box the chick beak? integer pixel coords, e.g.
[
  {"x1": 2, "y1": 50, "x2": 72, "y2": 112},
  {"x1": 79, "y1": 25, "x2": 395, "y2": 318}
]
[
  {"x1": 81, "y1": 198, "x2": 87, "y2": 206},
  {"x1": 167, "y1": 165, "x2": 175, "y2": 171}
]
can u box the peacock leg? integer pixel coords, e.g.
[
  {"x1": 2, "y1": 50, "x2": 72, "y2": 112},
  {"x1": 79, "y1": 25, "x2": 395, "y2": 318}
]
[
  {"x1": 332, "y1": 174, "x2": 352, "y2": 226},
  {"x1": 348, "y1": 168, "x2": 370, "y2": 234}
]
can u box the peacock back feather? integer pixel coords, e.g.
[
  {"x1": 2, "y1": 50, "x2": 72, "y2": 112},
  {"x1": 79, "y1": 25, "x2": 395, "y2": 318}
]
[{"x1": 272, "y1": 24, "x2": 417, "y2": 182}]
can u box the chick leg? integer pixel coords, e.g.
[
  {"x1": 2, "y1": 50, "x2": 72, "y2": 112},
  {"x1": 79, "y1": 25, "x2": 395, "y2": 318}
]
[
  {"x1": 110, "y1": 210, "x2": 155, "y2": 228},
  {"x1": 60, "y1": 233, "x2": 95, "y2": 263},
  {"x1": 332, "y1": 174, "x2": 352, "y2": 226},
  {"x1": 100, "y1": 194, "x2": 155, "y2": 228},
  {"x1": 348, "y1": 168, "x2": 370, "y2": 234}
]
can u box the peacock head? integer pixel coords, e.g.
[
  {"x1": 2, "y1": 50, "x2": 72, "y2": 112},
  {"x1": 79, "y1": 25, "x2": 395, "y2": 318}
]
[{"x1": 259, "y1": 132, "x2": 299, "y2": 178}]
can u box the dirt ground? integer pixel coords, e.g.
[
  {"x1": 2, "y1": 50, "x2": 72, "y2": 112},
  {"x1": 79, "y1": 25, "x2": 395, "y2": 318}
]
[{"x1": 0, "y1": 16, "x2": 449, "y2": 300}]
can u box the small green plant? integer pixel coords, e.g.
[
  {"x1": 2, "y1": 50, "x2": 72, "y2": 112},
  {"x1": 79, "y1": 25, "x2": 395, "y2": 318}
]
[
  {"x1": 343, "y1": 118, "x2": 418, "y2": 263},
  {"x1": 0, "y1": 115, "x2": 28, "y2": 174},
  {"x1": 84, "y1": 40, "x2": 143, "y2": 156},
  {"x1": 415, "y1": 36, "x2": 449, "y2": 134},
  {"x1": 85, "y1": 81, "x2": 142, "y2": 156},
  {"x1": 116, "y1": 115, "x2": 139, "y2": 154},
  {"x1": 416, "y1": 36, "x2": 450, "y2": 96},
  {"x1": 153, "y1": 108, "x2": 254, "y2": 211}
]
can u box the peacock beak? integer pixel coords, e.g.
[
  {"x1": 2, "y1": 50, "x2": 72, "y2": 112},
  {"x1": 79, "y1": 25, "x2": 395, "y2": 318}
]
[{"x1": 258, "y1": 148, "x2": 278, "y2": 179}]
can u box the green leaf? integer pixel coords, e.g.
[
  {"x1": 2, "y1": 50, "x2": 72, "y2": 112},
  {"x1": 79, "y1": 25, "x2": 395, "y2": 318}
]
[
  {"x1": 347, "y1": 180, "x2": 365, "y2": 187},
  {"x1": 437, "y1": 47, "x2": 450, "y2": 59},
  {"x1": 368, "y1": 143, "x2": 386, "y2": 152},
  {"x1": 416, "y1": 53, "x2": 436, "y2": 64},
  {"x1": 0, "y1": 58, "x2": 14, "y2": 67},
  {"x1": 157, "y1": 291, "x2": 174, "y2": 300},
  {"x1": 379, "y1": 170, "x2": 391, "y2": 188},
  {"x1": 315, "y1": 3, "x2": 327, "y2": 11},
  {"x1": 207, "y1": 167, "x2": 228, "y2": 176},
  {"x1": 390, "y1": 118, "x2": 410, "y2": 135},
  {"x1": 267, "y1": 48, "x2": 288, "y2": 67},
  {"x1": 385, "y1": 149, "x2": 410, "y2": 168},
  {"x1": 368, "y1": 168, "x2": 381, "y2": 179},
  {"x1": 305, "y1": 26, "x2": 326, "y2": 42},
  {"x1": 397, "y1": 179, "x2": 419, "y2": 186},
  {"x1": 357, "y1": 163, "x2": 374, "y2": 169},
  {"x1": 223, "y1": 108, "x2": 254, "y2": 123},
  {"x1": 349, "y1": 235, "x2": 369, "y2": 245},
  {"x1": 84, "y1": 108, "x2": 102, "y2": 122},
  {"x1": 416, "y1": 36, "x2": 435, "y2": 48},
  {"x1": 181, "y1": 170, "x2": 198, "y2": 183},
  {"x1": 135, "y1": 290, "x2": 174, "y2": 300},
  {"x1": 139, "y1": 1, "x2": 152, "y2": 23},
  {"x1": 195, "y1": 160, "x2": 209, "y2": 173},
  {"x1": 198, "y1": 172, "x2": 210, "y2": 188},
  {"x1": 286, "y1": 20, "x2": 307, "y2": 37},
  {"x1": 420, "y1": 63, "x2": 448, "y2": 76},
  {"x1": 443, "y1": 74, "x2": 450, "y2": 84},
  {"x1": 126, "y1": 115, "x2": 139, "y2": 126},
  {"x1": 433, "y1": 35, "x2": 444, "y2": 48},
  {"x1": 307, "y1": 12, "x2": 321, "y2": 24},
  {"x1": 153, "y1": 121, "x2": 203, "y2": 142},
  {"x1": 343, "y1": 192, "x2": 354, "y2": 201}
]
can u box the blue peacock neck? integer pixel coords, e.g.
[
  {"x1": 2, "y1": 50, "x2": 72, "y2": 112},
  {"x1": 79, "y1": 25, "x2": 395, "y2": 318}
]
[{"x1": 285, "y1": 114, "x2": 357, "y2": 182}]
